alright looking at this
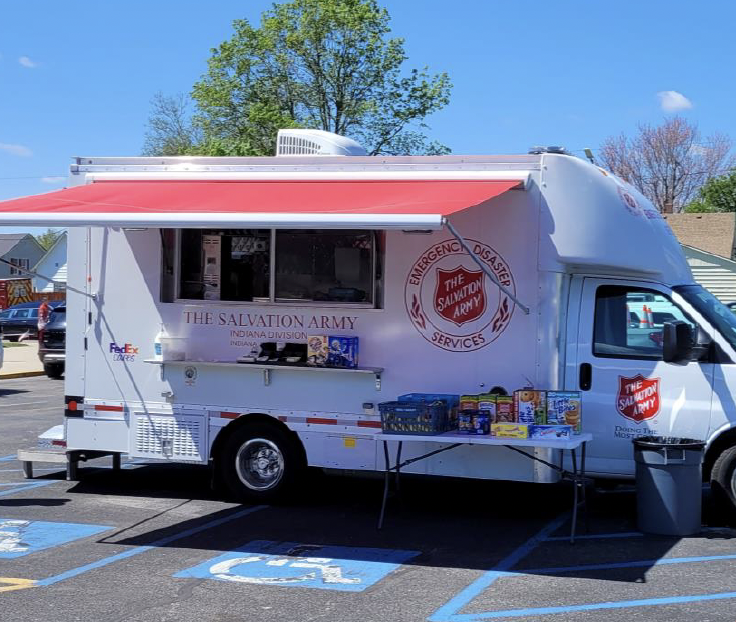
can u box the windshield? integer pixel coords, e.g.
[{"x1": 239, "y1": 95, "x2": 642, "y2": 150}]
[{"x1": 675, "y1": 285, "x2": 736, "y2": 351}]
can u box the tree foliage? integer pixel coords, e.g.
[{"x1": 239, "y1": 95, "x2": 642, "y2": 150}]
[
  {"x1": 685, "y1": 171, "x2": 736, "y2": 212},
  {"x1": 142, "y1": 93, "x2": 202, "y2": 156},
  {"x1": 34, "y1": 229, "x2": 61, "y2": 251},
  {"x1": 599, "y1": 117, "x2": 734, "y2": 212},
  {"x1": 144, "y1": 0, "x2": 451, "y2": 157}
]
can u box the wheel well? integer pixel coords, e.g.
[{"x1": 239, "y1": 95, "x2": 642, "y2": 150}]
[
  {"x1": 704, "y1": 427, "x2": 736, "y2": 479},
  {"x1": 209, "y1": 413, "x2": 306, "y2": 468}
]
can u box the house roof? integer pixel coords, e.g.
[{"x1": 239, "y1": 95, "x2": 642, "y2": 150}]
[
  {"x1": 32, "y1": 231, "x2": 67, "y2": 271},
  {"x1": 0, "y1": 233, "x2": 30, "y2": 257},
  {"x1": 663, "y1": 213, "x2": 736, "y2": 260}
]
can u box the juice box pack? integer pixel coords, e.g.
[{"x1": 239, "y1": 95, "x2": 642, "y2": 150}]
[
  {"x1": 514, "y1": 390, "x2": 547, "y2": 425},
  {"x1": 546, "y1": 391, "x2": 582, "y2": 434},
  {"x1": 458, "y1": 410, "x2": 490, "y2": 435},
  {"x1": 490, "y1": 423, "x2": 529, "y2": 439}
]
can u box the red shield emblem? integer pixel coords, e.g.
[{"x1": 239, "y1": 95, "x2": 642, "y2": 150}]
[
  {"x1": 434, "y1": 266, "x2": 486, "y2": 327},
  {"x1": 617, "y1": 375, "x2": 660, "y2": 423}
]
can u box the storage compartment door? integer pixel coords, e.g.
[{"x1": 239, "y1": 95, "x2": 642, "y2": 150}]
[{"x1": 130, "y1": 413, "x2": 208, "y2": 464}]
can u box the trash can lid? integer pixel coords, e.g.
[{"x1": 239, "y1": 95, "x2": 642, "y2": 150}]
[{"x1": 632, "y1": 435, "x2": 705, "y2": 450}]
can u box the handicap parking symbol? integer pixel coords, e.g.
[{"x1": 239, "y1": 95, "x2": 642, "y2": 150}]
[
  {"x1": 0, "y1": 518, "x2": 110, "y2": 558},
  {"x1": 176, "y1": 541, "x2": 419, "y2": 592}
]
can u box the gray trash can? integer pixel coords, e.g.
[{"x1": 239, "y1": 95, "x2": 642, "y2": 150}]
[{"x1": 633, "y1": 436, "x2": 706, "y2": 536}]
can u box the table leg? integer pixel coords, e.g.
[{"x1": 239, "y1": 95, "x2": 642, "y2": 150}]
[
  {"x1": 378, "y1": 440, "x2": 391, "y2": 530},
  {"x1": 395, "y1": 441, "x2": 403, "y2": 497},
  {"x1": 581, "y1": 441, "x2": 588, "y2": 533},
  {"x1": 570, "y1": 447, "x2": 578, "y2": 544}
]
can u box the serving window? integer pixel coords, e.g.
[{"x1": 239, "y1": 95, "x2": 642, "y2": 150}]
[{"x1": 163, "y1": 229, "x2": 382, "y2": 307}]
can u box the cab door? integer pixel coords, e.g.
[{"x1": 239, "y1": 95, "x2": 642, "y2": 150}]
[{"x1": 573, "y1": 278, "x2": 714, "y2": 477}]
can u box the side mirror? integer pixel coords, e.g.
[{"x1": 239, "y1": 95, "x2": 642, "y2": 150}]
[{"x1": 662, "y1": 321, "x2": 696, "y2": 364}]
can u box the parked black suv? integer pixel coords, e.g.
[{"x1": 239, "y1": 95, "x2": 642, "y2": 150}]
[{"x1": 38, "y1": 304, "x2": 65, "y2": 378}]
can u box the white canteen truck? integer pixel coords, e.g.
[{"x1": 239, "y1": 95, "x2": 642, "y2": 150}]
[{"x1": 4, "y1": 129, "x2": 736, "y2": 512}]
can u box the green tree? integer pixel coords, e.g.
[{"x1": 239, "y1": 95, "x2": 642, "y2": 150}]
[
  {"x1": 684, "y1": 171, "x2": 736, "y2": 213},
  {"x1": 142, "y1": 92, "x2": 202, "y2": 156},
  {"x1": 148, "y1": 0, "x2": 451, "y2": 157},
  {"x1": 35, "y1": 229, "x2": 61, "y2": 251}
]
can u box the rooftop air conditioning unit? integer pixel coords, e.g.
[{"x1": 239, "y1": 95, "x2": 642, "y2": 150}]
[{"x1": 275, "y1": 129, "x2": 367, "y2": 157}]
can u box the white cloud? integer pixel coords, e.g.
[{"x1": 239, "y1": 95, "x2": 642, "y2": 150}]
[
  {"x1": 18, "y1": 56, "x2": 37, "y2": 68},
  {"x1": 657, "y1": 90, "x2": 693, "y2": 112},
  {"x1": 41, "y1": 176, "x2": 65, "y2": 184},
  {"x1": 0, "y1": 143, "x2": 32, "y2": 157}
]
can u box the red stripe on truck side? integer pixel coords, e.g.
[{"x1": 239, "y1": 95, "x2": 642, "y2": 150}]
[
  {"x1": 220, "y1": 412, "x2": 240, "y2": 419},
  {"x1": 357, "y1": 420, "x2": 382, "y2": 429},
  {"x1": 94, "y1": 405, "x2": 124, "y2": 412},
  {"x1": 306, "y1": 417, "x2": 337, "y2": 425}
]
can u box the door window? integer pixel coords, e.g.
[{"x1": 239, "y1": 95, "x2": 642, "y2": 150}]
[
  {"x1": 593, "y1": 286, "x2": 694, "y2": 360},
  {"x1": 13, "y1": 310, "x2": 30, "y2": 319}
]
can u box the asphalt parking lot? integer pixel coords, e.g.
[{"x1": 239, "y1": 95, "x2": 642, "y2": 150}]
[{"x1": 2, "y1": 376, "x2": 736, "y2": 621}]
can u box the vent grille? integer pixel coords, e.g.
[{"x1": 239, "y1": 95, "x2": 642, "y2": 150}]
[
  {"x1": 131, "y1": 414, "x2": 206, "y2": 463},
  {"x1": 277, "y1": 134, "x2": 322, "y2": 155}
]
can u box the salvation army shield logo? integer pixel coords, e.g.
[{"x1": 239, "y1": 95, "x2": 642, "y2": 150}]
[
  {"x1": 617, "y1": 374, "x2": 660, "y2": 423},
  {"x1": 405, "y1": 238, "x2": 516, "y2": 352},
  {"x1": 434, "y1": 267, "x2": 486, "y2": 327}
]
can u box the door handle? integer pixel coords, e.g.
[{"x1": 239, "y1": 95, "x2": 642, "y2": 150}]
[{"x1": 579, "y1": 363, "x2": 592, "y2": 391}]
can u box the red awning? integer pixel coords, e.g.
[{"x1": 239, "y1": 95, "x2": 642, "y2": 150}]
[{"x1": 0, "y1": 178, "x2": 524, "y2": 229}]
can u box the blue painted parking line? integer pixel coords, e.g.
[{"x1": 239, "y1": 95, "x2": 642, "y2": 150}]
[
  {"x1": 37, "y1": 505, "x2": 266, "y2": 586},
  {"x1": 0, "y1": 518, "x2": 111, "y2": 558},
  {"x1": 428, "y1": 512, "x2": 570, "y2": 622},
  {"x1": 429, "y1": 513, "x2": 736, "y2": 621},
  {"x1": 176, "y1": 541, "x2": 420, "y2": 592},
  {"x1": 0, "y1": 481, "x2": 56, "y2": 497}
]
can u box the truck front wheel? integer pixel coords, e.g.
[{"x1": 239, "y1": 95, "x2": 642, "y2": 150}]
[
  {"x1": 218, "y1": 423, "x2": 304, "y2": 503},
  {"x1": 710, "y1": 445, "x2": 736, "y2": 517}
]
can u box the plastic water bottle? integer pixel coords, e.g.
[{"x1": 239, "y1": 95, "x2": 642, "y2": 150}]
[{"x1": 154, "y1": 323, "x2": 167, "y2": 361}]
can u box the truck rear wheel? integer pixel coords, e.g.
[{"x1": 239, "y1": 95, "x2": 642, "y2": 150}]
[
  {"x1": 710, "y1": 445, "x2": 736, "y2": 518},
  {"x1": 219, "y1": 422, "x2": 305, "y2": 503}
]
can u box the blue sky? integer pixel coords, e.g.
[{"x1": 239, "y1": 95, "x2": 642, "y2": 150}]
[{"x1": 1, "y1": 1, "x2": 734, "y2": 234}]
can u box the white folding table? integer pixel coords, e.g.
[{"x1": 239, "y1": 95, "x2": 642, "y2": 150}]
[{"x1": 374, "y1": 432, "x2": 593, "y2": 543}]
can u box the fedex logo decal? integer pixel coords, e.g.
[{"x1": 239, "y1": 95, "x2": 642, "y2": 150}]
[{"x1": 109, "y1": 342, "x2": 139, "y2": 362}]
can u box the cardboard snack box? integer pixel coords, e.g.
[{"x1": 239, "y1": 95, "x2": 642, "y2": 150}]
[
  {"x1": 326, "y1": 336, "x2": 359, "y2": 368},
  {"x1": 306, "y1": 336, "x2": 328, "y2": 366},
  {"x1": 460, "y1": 395, "x2": 479, "y2": 411},
  {"x1": 495, "y1": 396, "x2": 515, "y2": 422},
  {"x1": 477, "y1": 394, "x2": 497, "y2": 421},
  {"x1": 546, "y1": 391, "x2": 582, "y2": 434},
  {"x1": 529, "y1": 425, "x2": 573, "y2": 440},
  {"x1": 514, "y1": 390, "x2": 547, "y2": 425},
  {"x1": 490, "y1": 423, "x2": 529, "y2": 439}
]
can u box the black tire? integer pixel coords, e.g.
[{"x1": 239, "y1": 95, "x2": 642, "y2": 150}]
[
  {"x1": 218, "y1": 422, "x2": 305, "y2": 503},
  {"x1": 5, "y1": 336, "x2": 19, "y2": 343},
  {"x1": 710, "y1": 445, "x2": 736, "y2": 519},
  {"x1": 44, "y1": 364, "x2": 64, "y2": 379}
]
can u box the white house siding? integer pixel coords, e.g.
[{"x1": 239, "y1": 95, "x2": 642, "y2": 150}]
[
  {"x1": 33, "y1": 233, "x2": 67, "y2": 293},
  {"x1": 684, "y1": 246, "x2": 736, "y2": 303}
]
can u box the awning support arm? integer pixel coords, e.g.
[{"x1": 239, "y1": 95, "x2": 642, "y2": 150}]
[
  {"x1": 444, "y1": 218, "x2": 530, "y2": 315},
  {"x1": 0, "y1": 258, "x2": 94, "y2": 300}
]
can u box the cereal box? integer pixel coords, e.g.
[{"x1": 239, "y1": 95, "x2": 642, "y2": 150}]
[
  {"x1": 490, "y1": 423, "x2": 529, "y2": 439},
  {"x1": 529, "y1": 425, "x2": 572, "y2": 440},
  {"x1": 546, "y1": 391, "x2": 582, "y2": 434},
  {"x1": 458, "y1": 410, "x2": 474, "y2": 433},
  {"x1": 326, "y1": 336, "x2": 359, "y2": 368},
  {"x1": 306, "y1": 336, "x2": 328, "y2": 366},
  {"x1": 477, "y1": 394, "x2": 497, "y2": 421},
  {"x1": 495, "y1": 396, "x2": 515, "y2": 422},
  {"x1": 514, "y1": 390, "x2": 547, "y2": 425},
  {"x1": 460, "y1": 395, "x2": 479, "y2": 411}
]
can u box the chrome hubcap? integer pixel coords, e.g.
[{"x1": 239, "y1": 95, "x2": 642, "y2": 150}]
[{"x1": 235, "y1": 438, "x2": 284, "y2": 491}]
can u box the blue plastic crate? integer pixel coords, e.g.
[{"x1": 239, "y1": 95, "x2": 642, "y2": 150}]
[{"x1": 379, "y1": 401, "x2": 449, "y2": 435}]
